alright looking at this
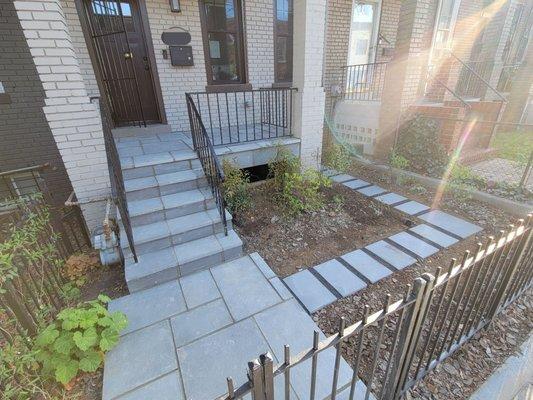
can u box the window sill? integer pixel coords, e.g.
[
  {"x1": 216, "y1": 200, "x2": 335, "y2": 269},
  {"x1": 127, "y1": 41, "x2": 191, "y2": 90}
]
[
  {"x1": 272, "y1": 82, "x2": 292, "y2": 88},
  {"x1": 0, "y1": 93, "x2": 11, "y2": 104},
  {"x1": 205, "y1": 83, "x2": 252, "y2": 93}
]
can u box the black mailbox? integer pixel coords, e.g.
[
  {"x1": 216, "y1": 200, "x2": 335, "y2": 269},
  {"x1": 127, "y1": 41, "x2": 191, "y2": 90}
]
[
  {"x1": 161, "y1": 29, "x2": 193, "y2": 66},
  {"x1": 170, "y1": 46, "x2": 193, "y2": 66}
]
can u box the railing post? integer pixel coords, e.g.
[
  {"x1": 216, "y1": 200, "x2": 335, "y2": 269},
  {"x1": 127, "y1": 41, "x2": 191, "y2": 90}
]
[
  {"x1": 248, "y1": 358, "x2": 265, "y2": 400},
  {"x1": 487, "y1": 216, "x2": 532, "y2": 319},
  {"x1": 389, "y1": 276, "x2": 432, "y2": 399}
]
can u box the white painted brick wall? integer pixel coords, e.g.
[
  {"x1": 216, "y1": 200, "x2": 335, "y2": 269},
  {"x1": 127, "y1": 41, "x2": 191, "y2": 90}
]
[
  {"x1": 293, "y1": 0, "x2": 327, "y2": 169},
  {"x1": 15, "y1": 0, "x2": 111, "y2": 232},
  {"x1": 59, "y1": 0, "x2": 277, "y2": 132}
]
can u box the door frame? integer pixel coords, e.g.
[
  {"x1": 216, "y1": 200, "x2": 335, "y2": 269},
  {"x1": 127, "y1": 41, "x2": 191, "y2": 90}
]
[
  {"x1": 75, "y1": 0, "x2": 167, "y2": 126},
  {"x1": 346, "y1": 0, "x2": 382, "y2": 66}
]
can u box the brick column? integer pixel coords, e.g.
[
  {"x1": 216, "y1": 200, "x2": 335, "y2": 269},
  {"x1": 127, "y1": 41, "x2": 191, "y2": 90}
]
[
  {"x1": 292, "y1": 0, "x2": 327, "y2": 170},
  {"x1": 14, "y1": 0, "x2": 110, "y2": 232},
  {"x1": 375, "y1": 0, "x2": 438, "y2": 160}
]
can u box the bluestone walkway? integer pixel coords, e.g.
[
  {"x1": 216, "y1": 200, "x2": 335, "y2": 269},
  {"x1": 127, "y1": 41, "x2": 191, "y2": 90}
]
[
  {"x1": 283, "y1": 169, "x2": 483, "y2": 314},
  {"x1": 103, "y1": 253, "x2": 369, "y2": 400}
]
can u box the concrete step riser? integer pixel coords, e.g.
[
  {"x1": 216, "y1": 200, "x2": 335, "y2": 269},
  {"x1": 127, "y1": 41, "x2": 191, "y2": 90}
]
[
  {"x1": 122, "y1": 158, "x2": 201, "y2": 181},
  {"x1": 123, "y1": 218, "x2": 233, "y2": 258},
  {"x1": 126, "y1": 176, "x2": 209, "y2": 201},
  {"x1": 126, "y1": 243, "x2": 243, "y2": 293},
  {"x1": 130, "y1": 198, "x2": 216, "y2": 226}
]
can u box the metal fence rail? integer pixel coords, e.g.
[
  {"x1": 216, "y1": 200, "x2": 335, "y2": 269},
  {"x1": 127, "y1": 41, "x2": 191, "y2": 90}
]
[
  {"x1": 455, "y1": 60, "x2": 494, "y2": 100},
  {"x1": 215, "y1": 216, "x2": 532, "y2": 400},
  {"x1": 186, "y1": 88, "x2": 296, "y2": 147},
  {"x1": 341, "y1": 62, "x2": 387, "y2": 101},
  {"x1": 186, "y1": 93, "x2": 227, "y2": 235}
]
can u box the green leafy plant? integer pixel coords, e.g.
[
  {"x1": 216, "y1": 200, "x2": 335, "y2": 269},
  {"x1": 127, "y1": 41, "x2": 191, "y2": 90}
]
[
  {"x1": 323, "y1": 143, "x2": 352, "y2": 173},
  {"x1": 268, "y1": 147, "x2": 301, "y2": 191},
  {"x1": 268, "y1": 149, "x2": 331, "y2": 215},
  {"x1": 222, "y1": 160, "x2": 252, "y2": 215},
  {"x1": 389, "y1": 151, "x2": 411, "y2": 185},
  {"x1": 34, "y1": 295, "x2": 127, "y2": 385},
  {"x1": 395, "y1": 115, "x2": 449, "y2": 176}
]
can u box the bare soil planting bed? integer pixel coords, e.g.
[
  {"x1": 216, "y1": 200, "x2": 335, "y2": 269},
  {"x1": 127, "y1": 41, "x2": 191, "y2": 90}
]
[{"x1": 234, "y1": 181, "x2": 416, "y2": 277}]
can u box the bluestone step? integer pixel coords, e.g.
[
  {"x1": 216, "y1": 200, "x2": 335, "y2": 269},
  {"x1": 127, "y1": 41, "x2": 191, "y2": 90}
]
[
  {"x1": 122, "y1": 209, "x2": 232, "y2": 257},
  {"x1": 126, "y1": 188, "x2": 216, "y2": 225},
  {"x1": 125, "y1": 230, "x2": 243, "y2": 292},
  {"x1": 121, "y1": 151, "x2": 200, "y2": 180},
  {"x1": 125, "y1": 168, "x2": 208, "y2": 201}
]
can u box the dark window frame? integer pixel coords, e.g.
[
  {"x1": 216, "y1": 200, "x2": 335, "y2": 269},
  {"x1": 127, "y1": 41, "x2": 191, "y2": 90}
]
[
  {"x1": 273, "y1": 0, "x2": 293, "y2": 85},
  {"x1": 199, "y1": 0, "x2": 248, "y2": 87}
]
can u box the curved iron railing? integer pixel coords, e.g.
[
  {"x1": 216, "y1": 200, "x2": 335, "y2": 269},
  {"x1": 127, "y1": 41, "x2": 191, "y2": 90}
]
[{"x1": 186, "y1": 93, "x2": 228, "y2": 235}]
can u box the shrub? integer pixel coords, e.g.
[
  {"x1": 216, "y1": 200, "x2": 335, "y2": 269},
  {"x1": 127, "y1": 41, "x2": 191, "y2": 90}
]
[
  {"x1": 34, "y1": 295, "x2": 127, "y2": 385},
  {"x1": 268, "y1": 147, "x2": 300, "y2": 191},
  {"x1": 268, "y1": 148, "x2": 331, "y2": 215},
  {"x1": 395, "y1": 115, "x2": 448, "y2": 176},
  {"x1": 222, "y1": 160, "x2": 252, "y2": 215},
  {"x1": 323, "y1": 143, "x2": 352, "y2": 173}
]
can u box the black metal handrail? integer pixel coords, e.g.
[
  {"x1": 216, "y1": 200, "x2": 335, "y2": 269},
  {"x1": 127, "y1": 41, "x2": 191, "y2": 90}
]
[
  {"x1": 186, "y1": 88, "x2": 296, "y2": 146},
  {"x1": 341, "y1": 62, "x2": 388, "y2": 101},
  {"x1": 455, "y1": 59, "x2": 494, "y2": 100},
  {"x1": 449, "y1": 52, "x2": 506, "y2": 102},
  {"x1": 186, "y1": 93, "x2": 228, "y2": 235},
  {"x1": 91, "y1": 96, "x2": 138, "y2": 262}
]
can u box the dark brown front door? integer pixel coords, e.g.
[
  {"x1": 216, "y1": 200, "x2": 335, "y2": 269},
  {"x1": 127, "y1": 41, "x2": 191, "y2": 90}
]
[{"x1": 84, "y1": 0, "x2": 160, "y2": 126}]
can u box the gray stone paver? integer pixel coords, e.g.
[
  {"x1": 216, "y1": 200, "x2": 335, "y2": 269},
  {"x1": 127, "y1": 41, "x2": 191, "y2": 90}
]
[
  {"x1": 103, "y1": 321, "x2": 178, "y2": 400},
  {"x1": 170, "y1": 299, "x2": 233, "y2": 347},
  {"x1": 331, "y1": 174, "x2": 355, "y2": 183},
  {"x1": 109, "y1": 280, "x2": 187, "y2": 335},
  {"x1": 388, "y1": 232, "x2": 439, "y2": 259},
  {"x1": 250, "y1": 252, "x2": 276, "y2": 279},
  {"x1": 343, "y1": 179, "x2": 370, "y2": 189},
  {"x1": 409, "y1": 224, "x2": 459, "y2": 248},
  {"x1": 177, "y1": 318, "x2": 272, "y2": 399},
  {"x1": 340, "y1": 249, "x2": 392, "y2": 283},
  {"x1": 254, "y1": 300, "x2": 354, "y2": 400},
  {"x1": 179, "y1": 270, "x2": 221, "y2": 309},
  {"x1": 357, "y1": 185, "x2": 387, "y2": 197},
  {"x1": 365, "y1": 241, "x2": 417, "y2": 270},
  {"x1": 269, "y1": 277, "x2": 293, "y2": 300},
  {"x1": 394, "y1": 200, "x2": 430, "y2": 215},
  {"x1": 419, "y1": 210, "x2": 482, "y2": 238},
  {"x1": 116, "y1": 372, "x2": 184, "y2": 400},
  {"x1": 314, "y1": 259, "x2": 366, "y2": 297},
  {"x1": 375, "y1": 192, "x2": 407, "y2": 205},
  {"x1": 210, "y1": 256, "x2": 281, "y2": 320},
  {"x1": 283, "y1": 269, "x2": 337, "y2": 313}
]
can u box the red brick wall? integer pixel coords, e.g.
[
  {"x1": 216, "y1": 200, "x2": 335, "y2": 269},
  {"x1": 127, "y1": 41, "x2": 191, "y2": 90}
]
[{"x1": 408, "y1": 105, "x2": 466, "y2": 152}]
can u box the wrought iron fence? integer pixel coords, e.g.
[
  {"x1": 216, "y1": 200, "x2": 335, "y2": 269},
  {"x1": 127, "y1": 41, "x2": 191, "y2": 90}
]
[
  {"x1": 497, "y1": 63, "x2": 521, "y2": 93},
  {"x1": 455, "y1": 60, "x2": 494, "y2": 100},
  {"x1": 91, "y1": 96, "x2": 138, "y2": 262},
  {"x1": 214, "y1": 216, "x2": 532, "y2": 400},
  {"x1": 186, "y1": 88, "x2": 296, "y2": 146},
  {"x1": 0, "y1": 170, "x2": 91, "y2": 342},
  {"x1": 341, "y1": 62, "x2": 388, "y2": 101},
  {"x1": 186, "y1": 93, "x2": 228, "y2": 235}
]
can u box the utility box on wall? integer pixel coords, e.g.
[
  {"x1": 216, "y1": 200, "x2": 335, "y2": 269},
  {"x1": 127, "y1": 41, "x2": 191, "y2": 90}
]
[
  {"x1": 161, "y1": 30, "x2": 193, "y2": 66},
  {"x1": 170, "y1": 46, "x2": 193, "y2": 66}
]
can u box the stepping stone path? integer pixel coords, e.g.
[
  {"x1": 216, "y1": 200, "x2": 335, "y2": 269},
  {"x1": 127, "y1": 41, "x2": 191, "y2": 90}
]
[{"x1": 281, "y1": 169, "x2": 484, "y2": 314}]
